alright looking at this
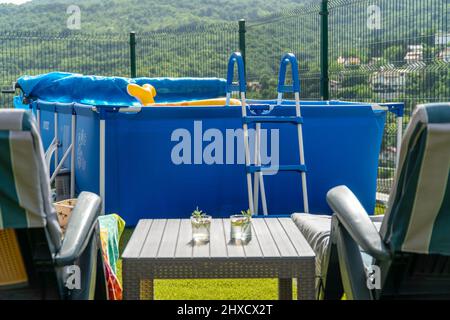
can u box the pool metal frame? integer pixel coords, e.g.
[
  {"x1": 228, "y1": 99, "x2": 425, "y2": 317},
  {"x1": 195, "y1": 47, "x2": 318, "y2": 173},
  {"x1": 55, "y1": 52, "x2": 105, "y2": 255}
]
[
  {"x1": 27, "y1": 97, "x2": 404, "y2": 220},
  {"x1": 21, "y1": 52, "x2": 406, "y2": 218}
]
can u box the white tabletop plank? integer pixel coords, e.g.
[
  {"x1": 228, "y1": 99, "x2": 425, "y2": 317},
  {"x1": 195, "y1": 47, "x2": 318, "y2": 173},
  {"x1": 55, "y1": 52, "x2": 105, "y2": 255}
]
[
  {"x1": 278, "y1": 218, "x2": 315, "y2": 257},
  {"x1": 157, "y1": 219, "x2": 181, "y2": 258},
  {"x1": 174, "y1": 219, "x2": 193, "y2": 258},
  {"x1": 122, "y1": 220, "x2": 153, "y2": 258},
  {"x1": 264, "y1": 218, "x2": 298, "y2": 257},
  {"x1": 193, "y1": 240, "x2": 210, "y2": 257},
  {"x1": 124, "y1": 218, "x2": 315, "y2": 260},
  {"x1": 210, "y1": 219, "x2": 228, "y2": 258},
  {"x1": 140, "y1": 219, "x2": 168, "y2": 258},
  {"x1": 242, "y1": 223, "x2": 263, "y2": 257},
  {"x1": 252, "y1": 218, "x2": 280, "y2": 257},
  {"x1": 223, "y1": 218, "x2": 245, "y2": 257}
]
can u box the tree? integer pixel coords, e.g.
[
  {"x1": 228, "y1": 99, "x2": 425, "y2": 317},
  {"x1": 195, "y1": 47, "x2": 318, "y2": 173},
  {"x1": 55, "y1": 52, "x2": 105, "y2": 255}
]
[{"x1": 383, "y1": 45, "x2": 406, "y2": 66}]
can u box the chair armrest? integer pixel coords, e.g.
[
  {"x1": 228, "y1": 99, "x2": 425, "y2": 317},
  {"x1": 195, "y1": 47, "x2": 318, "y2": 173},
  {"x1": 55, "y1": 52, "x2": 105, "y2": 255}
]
[
  {"x1": 55, "y1": 192, "x2": 102, "y2": 266},
  {"x1": 326, "y1": 186, "x2": 390, "y2": 261}
]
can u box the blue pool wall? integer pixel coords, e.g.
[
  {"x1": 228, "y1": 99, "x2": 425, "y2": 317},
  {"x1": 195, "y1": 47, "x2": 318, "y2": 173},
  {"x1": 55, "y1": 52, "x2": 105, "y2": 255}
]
[{"x1": 26, "y1": 99, "x2": 386, "y2": 226}]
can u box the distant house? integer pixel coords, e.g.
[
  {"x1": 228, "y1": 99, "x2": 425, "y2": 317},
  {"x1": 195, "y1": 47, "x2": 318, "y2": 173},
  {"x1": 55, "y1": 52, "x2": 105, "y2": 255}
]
[
  {"x1": 330, "y1": 79, "x2": 342, "y2": 91},
  {"x1": 370, "y1": 69, "x2": 407, "y2": 92},
  {"x1": 369, "y1": 57, "x2": 384, "y2": 65},
  {"x1": 404, "y1": 45, "x2": 424, "y2": 64},
  {"x1": 437, "y1": 48, "x2": 450, "y2": 63},
  {"x1": 435, "y1": 32, "x2": 450, "y2": 46},
  {"x1": 247, "y1": 81, "x2": 262, "y2": 92},
  {"x1": 337, "y1": 56, "x2": 361, "y2": 68}
]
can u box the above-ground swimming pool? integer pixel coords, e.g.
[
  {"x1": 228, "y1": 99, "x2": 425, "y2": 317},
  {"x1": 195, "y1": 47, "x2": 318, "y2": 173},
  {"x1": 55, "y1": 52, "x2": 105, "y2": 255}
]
[{"x1": 15, "y1": 69, "x2": 400, "y2": 226}]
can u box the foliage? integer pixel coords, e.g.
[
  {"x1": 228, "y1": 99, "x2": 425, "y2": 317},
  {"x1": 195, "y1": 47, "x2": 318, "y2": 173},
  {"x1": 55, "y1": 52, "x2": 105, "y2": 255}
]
[
  {"x1": 0, "y1": 0, "x2": 448, "y2": 134},
  {"x1": 191, "y1": 206, "x2": 206, "y2": 218},
  {"x1": 240, "y1": 209, "x2": 252, "y2": 218},
  {"x1": 0, "y1": 0, "x2": 311, "y2": 33}
]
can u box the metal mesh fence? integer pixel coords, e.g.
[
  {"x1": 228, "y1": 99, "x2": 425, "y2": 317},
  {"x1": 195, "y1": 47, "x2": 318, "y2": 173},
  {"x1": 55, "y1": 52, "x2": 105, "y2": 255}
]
[
  {"x1": 0, "y1": 25, "x2": 238, "y2": 108},
  {"x1": 245, "y1": 0, "x2": 449, "y2": 212},
  {"x1": 0, "y1": 31, "x2": 130, "y2": 108},
  {"x1": 328, "y1": 0, "x2": 450, "y2": 204},
  {"x1": 135, "y1": 23, "x2": 238, "y2": 78},
  {"x1": 246, "y1": 3, "x2": 322, "y2": 100}
]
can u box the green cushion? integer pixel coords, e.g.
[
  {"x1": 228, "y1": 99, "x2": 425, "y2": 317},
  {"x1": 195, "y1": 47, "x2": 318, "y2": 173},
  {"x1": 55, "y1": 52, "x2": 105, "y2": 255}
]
[
  {"x1": 381, "y1": 103, "x2": 450, "y2": 256},
  {"x1": 0, "y1": 109, "x2": 46, "y2": 229}
]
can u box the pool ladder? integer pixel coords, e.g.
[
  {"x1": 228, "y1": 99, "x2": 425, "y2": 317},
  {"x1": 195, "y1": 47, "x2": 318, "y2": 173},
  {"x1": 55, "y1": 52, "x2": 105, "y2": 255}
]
[{"x1": 226, "y1": 52, "x2": 309, "y2": 215}]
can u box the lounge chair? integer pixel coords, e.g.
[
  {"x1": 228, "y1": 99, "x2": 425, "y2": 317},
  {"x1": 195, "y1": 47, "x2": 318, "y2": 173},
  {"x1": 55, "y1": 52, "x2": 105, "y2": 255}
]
[
  {"x1": 292, "y1": 103, "x2": 450, "y2": 299},
  {"x1": 0, "y1": 109, "x2": 107, "y2": 300}
]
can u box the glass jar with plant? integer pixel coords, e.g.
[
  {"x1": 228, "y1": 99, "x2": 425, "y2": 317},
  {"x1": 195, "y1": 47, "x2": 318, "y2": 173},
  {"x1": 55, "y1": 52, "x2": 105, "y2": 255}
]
[
  {"x1": 230, "y1": 209, "x2": 252, "y2": 242},
  {"x1": 191, "y1": 207, "x2": 212, "y2": 243}
]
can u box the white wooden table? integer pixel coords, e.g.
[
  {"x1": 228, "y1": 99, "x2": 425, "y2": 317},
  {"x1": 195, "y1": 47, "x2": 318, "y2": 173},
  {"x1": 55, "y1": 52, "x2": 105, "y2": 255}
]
[{"x1": 122, "y1": 217, "x2": 316, "y2": 300}]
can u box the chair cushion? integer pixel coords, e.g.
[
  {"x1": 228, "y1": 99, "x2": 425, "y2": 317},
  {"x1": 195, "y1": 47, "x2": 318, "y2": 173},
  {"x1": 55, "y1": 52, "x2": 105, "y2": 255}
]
[
  {"x1": 292, "y1": 213, "x2": 383, "y2": 276},
  {"x1": 0, "y1": 110, "x2": 46, "y2": 229},
  {"x1": 292, "y1": 214, "x2": 332, "y2": 276},
  {"x1": 0, "y1": 109, "x2": 61, "y2": 251},
  {"x1": 381, "y1": 103, "x2": 450, "y2": 255}
]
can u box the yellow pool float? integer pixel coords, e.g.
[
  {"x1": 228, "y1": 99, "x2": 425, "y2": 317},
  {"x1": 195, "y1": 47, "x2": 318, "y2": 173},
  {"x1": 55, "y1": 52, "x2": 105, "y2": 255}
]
[
  {"x1": 127, "y1": 83, "x2": 157, "y2": 106},
  {"x1": 127, "y1": 83, "x2": 241, "y2": 107}
]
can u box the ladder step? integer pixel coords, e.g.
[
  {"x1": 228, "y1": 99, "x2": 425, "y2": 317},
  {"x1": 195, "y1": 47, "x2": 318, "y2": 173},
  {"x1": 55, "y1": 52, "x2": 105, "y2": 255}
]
[
  {"x1": 227, "y1": 84, "x2": 240, "y2": 93},
  {"x1": 246, "y1": 164, "x2": 307, "y2": 174},
  {"x1": 243, "y1": 116, "x2": 303, "y2": 124},
  {"x1": 278, "y1": 85, "x2": 299, "y2": 93},
  {"x1": 248, "y1": 104, "x2": 272, "y2": 112}
]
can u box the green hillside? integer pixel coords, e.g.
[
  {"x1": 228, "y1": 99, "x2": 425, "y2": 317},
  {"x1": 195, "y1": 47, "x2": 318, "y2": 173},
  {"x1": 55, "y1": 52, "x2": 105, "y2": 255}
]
[
  {"x1": 0, "y1": 0, "x2": 309, "y2": 32},
  {"x1": 0, "y1": 0, "x2": 448, "y2": 107}
]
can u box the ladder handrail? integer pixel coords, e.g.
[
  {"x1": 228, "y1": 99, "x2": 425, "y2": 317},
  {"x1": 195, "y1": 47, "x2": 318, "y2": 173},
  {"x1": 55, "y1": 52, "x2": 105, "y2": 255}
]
[
  {"x1": 233, "y1": 51, "x2": 310, "y2": 215},
  {"x1": 278, "y1": 53, "x2": 300, "y2": 93},
  {"x1": 226, "y1": 52, "x2": 246, "y2": 94},
  {"x1": 277, "y1": 53, "x2": 309, "y2": 213},
  {"x1": 226, "y1": 52, "x2": 255, "y2": 214},
  {"x1": 277, "y1": 53, "x2": 301, "y2": 106}
]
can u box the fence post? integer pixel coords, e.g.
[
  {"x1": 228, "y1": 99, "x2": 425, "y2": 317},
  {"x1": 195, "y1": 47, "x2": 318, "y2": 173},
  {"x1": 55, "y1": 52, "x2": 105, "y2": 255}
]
[
  {"x1": 130, "y1": 31, "x2": 137, "y2": 78},
  {"x1": 238, "y1": 19, "x2": 246, "y2": 76},
  {"x1": 320, "y1": 0, "x2": 330, "y2": 100}
]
